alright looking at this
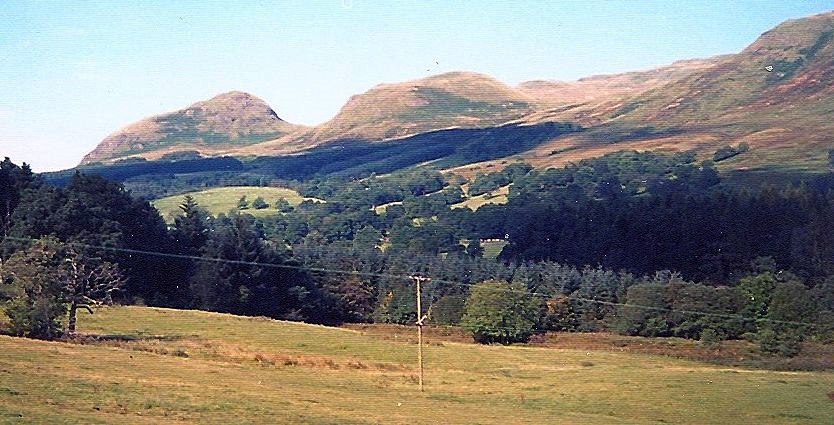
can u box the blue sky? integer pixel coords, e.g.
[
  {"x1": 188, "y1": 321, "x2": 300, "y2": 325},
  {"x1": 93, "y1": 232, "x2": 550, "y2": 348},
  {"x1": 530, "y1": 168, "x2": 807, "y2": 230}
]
[{"x1": 2, "y1": 1, "x2": 833, "y2": 171}]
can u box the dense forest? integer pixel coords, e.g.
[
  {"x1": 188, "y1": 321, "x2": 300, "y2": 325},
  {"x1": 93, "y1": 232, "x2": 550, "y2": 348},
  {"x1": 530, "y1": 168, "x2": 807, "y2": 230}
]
[{"x1": 3, "y1": 151, "x2": 834, "y2": 357}]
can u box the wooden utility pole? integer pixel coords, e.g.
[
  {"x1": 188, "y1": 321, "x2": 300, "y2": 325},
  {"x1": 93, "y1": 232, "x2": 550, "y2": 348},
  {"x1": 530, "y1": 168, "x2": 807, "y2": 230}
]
[{"x1": 410, "y1": 275, "x2": 430, "y2": 392}]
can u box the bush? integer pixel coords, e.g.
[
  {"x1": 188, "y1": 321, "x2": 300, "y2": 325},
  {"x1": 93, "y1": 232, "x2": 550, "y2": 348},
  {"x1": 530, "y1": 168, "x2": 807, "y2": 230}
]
[
  {"x1": 699, "y1": 328, "x2": 724, "y2": 348},
  {"x1": 461, "y1": 280, "x2": 541, "y2": 344},
  {"x1": 758, "y1": 326, "x2": 802, "y2": 357}
]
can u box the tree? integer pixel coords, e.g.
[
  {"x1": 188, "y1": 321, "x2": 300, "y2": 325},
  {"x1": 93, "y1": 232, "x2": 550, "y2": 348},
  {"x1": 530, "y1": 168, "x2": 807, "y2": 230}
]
[
  {"x1": 353, "y1": 226, "x2": 381, "y2": 251},
  {"x1": 461, "y1": 280, "x2": 541, "y2": 344},
  {"x1": 252, "y1": 196, "x2": 269, "y2": 210},
  {"x1": 0, "y1": 238, "x2": 124, "y2": 338},
  {"x1": 759, "y1": 281, "x2": 817, "y2": 356},
  {"x1": 8, "y1": 173, "x2": 175, "y2": 305},
  {"x1": 171, "y1": 195, "x2": 210, "y2": 256},
  {"x1": 189, "y1": 212, "x2": 314, "y2": 319},
  {"x1": 63, "y1": 248, "x2": 124, "y2": 335},
  {"x1": 466, "y1": 239, "x2": 484, "y2": 258},
  {"x1": 0, "y1": 157, "x2": 35, "y2": 237},
  {"x1": 1, "y1": 238, "x2": 68, "y2": 339},
  {"x1": 237, "y1": 196, "x2": 249, "y2": 210},
  {"x1": 275, "y1": 197, "x2": 294, "y2": 213},
  {"x1": 738, "y1": 271, "x2": 777, "y2": 323}
]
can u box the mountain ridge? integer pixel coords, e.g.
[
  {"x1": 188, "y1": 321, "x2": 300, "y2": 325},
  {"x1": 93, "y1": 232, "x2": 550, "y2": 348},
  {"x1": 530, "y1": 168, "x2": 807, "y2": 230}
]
[{"x1": 81, "y1": 10, "x2": 834, "y2": 173}]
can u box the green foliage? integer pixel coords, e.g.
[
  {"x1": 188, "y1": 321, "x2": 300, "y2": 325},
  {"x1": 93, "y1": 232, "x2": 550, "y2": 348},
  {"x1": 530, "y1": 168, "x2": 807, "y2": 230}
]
[
  {"x1": 189, "y1": 212, "x2": 316, "y2": 320},
  {"x1": 251, "y1": 196, "x2": 269, "y2": 210},
  {"x1": 275, "y1": 197, "x2": 294, "y2": 213},
  {"x1": 757, "y1": 326, "x2": 803, "y2": 357},
  {"x1": 461, "y1": 280, "x2": 541, "y2": 344},
  {"x1": 352, "y1": 226, "x2": 381, "y2": 251},
  {"x1": 430, "y1": 295, "x2": 466, "y2": 325},
  {"x1": 541, "y1": 295, "x2": 580, "y2": 331},
  {"x1": 1, "y1": 238, "x2": 68, "y2": 339},
  {"x1": 699, "y1": 328, "x2": 723, "y2": 348},
  {"x1": 237, "y1": 195, "x2": 249, "y2": 210},
  {"x1": 713, "y1": 143, "x2": 749, "y2": 162},
  {"x1": 9, "y1": 173, "x2": 174, "y2": 305},
  {"x1": 172, "y1": 195, "x2": 210, "y2": 256},
  {"x1": 0, "y1": 157, "x2": 36, "y2": 236},
  {"x1": 465, "y1": 239, "x2": 484, "y2": 258}
]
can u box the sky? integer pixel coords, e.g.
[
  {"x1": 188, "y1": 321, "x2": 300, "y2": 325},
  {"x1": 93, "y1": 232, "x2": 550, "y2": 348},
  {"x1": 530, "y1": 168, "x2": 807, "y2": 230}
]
[{"x1": 1, "y1": 1, "x2": 833, "y2": 172}]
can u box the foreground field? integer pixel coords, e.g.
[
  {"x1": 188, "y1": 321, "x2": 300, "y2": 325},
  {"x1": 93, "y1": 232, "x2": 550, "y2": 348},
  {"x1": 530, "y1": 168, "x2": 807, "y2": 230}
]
[
  {"x1": 151, "y1": 186, "x2": 317, "y2": 222},
  {"x1": 1, "y1": 307, "x2": 833, "y2": 424}
]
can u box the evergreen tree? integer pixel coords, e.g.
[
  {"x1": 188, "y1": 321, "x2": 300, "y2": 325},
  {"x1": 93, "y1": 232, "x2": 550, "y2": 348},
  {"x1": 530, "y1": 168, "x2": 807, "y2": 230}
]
[
  {"x1": 190, "y1": 212, "x2": 314, "y2": 319},
  {"x1": 171, "y1": 195, "x2": 209, "y2": 255},
  {"x1": 0, "y1": 157, "x2": 36, "y2": 237}
]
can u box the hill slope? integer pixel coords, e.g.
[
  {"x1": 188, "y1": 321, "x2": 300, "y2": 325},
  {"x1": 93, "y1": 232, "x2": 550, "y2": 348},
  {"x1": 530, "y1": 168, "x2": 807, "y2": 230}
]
[
  {"x1": 81, "y1": 91, "x2": 304, "y2": 164},
  {"x1": 79, "y1": 11, "x2": 834, "y2": 176},
  {"x1": 247, "y1": 72, "x2": 538, "y2": 157},
  {"x1": 496, "y1": 11, "x2": 834, "y2": 173},
  {"x1": 516, "y1": 57, "x2": 725, "y2": 108},
  {"x1": 1, "y1": 306, "x2": 832, "y2": 423}
]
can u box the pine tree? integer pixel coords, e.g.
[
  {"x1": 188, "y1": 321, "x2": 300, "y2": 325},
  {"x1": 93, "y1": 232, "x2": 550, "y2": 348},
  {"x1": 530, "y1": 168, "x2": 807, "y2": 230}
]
[
  {"x1": 172, "y1": 195, "x2": 209, "y2": 256},
  {"x1": 190, "y1": 212, "x2": 313, "y2": 319}
]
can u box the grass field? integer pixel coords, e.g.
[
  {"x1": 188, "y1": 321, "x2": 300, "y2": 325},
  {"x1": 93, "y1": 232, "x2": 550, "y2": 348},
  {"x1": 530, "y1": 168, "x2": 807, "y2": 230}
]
[
  {"x1": 1, "y1": 306, "x2": 833, "y2": 424},
  {"x1": 151, "y1": 186, "x2": 319, "y2": 222},
  {"x1": 452, "y1": 185, "x2": 510, "y2": 211},
  {"x1": 482, "y1": 239, "x2": 508, "y2": 259}
]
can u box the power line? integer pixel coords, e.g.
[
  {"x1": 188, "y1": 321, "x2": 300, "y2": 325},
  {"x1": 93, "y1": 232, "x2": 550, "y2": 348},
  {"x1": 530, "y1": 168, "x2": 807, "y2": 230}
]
[{"x1": 0, "y1": 235, "x2": 825, "y2": 329}]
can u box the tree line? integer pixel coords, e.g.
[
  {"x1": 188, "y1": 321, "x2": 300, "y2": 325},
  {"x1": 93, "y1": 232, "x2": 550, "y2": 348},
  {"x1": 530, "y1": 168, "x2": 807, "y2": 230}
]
[{"x1": 2, "y1": 152, "x2": 834, "y2": 356}]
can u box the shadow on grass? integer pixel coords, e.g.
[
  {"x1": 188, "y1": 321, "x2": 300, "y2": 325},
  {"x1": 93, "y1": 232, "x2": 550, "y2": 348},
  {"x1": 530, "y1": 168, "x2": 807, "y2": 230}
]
[{"x1": 67, "y1": 332, "x2": 190, "y2": 343}]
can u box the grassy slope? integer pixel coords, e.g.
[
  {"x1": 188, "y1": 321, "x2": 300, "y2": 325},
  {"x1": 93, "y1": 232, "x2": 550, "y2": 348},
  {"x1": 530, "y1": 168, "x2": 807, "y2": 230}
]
[
  {"x1": 1, "y1": 306, "x2": 833, "y2": 424},
  {"x1": 452, "y1": 184, "x2": 510, "y2": 211},
  {"x1": 151, "y1": 186, "x2": 316, "y2": 222}
]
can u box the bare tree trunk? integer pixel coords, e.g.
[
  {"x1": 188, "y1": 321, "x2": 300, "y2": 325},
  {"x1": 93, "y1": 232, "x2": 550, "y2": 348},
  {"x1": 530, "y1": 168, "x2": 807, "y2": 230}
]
[{"x1": 67, "y1": 300, "x2": 78, "y2": 336}]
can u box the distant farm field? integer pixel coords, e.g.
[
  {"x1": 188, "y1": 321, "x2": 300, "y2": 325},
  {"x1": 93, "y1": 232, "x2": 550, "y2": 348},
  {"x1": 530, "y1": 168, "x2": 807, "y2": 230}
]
[
  {"x1": 1, "y1": 306, "x2": 833, "y2": 424},
  {"x1": 452, "y1": 184, "x2": 510, "y2": 211},
  {"x1": 152, "y1": 186, "x2": 318, "y2": 222}
]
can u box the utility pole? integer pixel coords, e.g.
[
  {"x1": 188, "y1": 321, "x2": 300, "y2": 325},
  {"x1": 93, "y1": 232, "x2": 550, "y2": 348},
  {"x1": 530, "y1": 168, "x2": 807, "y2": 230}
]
[{"x1": 410, "y1": 274, "x2": 430, "y2": 392}]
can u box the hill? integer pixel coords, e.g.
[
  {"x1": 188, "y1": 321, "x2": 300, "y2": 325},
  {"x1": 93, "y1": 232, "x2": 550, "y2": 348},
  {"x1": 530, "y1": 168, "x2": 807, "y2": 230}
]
[
  {"x1": 482, "y1": 11, "x2": 834, "y2": 174},
  {"x1": 81, "y1": 91, "x2": 304, "y2": 164},
  {"x1": 246, "y1": 71, "x2": 538, "y2": 157},
  {"x1": 516, "y1": 57, "x2": 725, "y2": 108},
  {"x1": 1, "y1": 306, "x2": 832, "y2": 423},
  {"x1": 77, "y1": 11, "x2": 834, "y2": 179}
]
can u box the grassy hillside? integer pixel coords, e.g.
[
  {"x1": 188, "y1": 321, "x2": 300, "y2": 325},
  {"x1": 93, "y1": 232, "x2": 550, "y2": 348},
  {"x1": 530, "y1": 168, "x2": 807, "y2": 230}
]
[
  {"x1": 452, "y1": 184, "x2": 510, "y2": 211},
  {"x1": 152, "y1": 186, "x2": 316, "y2": 222},
  {"x1": 1, "y1": 306, "x2": 832, "y2": 424},
  {"x1": 82, "y1": 91, "x2": 304, "y2": 165}
]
